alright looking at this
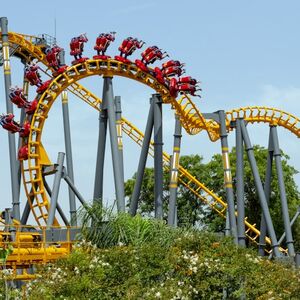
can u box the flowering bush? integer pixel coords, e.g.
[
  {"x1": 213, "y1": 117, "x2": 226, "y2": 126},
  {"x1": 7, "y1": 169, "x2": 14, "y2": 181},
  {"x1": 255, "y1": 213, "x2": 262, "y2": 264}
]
[{"x1": 21, "y1": 214, "x2": 300, "y2": 299}]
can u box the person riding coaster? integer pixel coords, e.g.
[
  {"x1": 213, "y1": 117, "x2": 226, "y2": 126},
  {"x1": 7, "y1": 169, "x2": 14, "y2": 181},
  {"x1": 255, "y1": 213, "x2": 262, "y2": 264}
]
[
  {"x1": 135, "y1": 46, "x2": 169, "y2": 73},
  {"x1": 25, "y1": 64, "x2": 42, "y2": 87},
  {"x1": 141, "y1": 46, "x2": 168, "y2": 65},
  {"x1": 115, "y1": 37, "x2": 144, "y2": 63},
  {"x1": 169, "y1": 77, "x2": 201, "y2": 98},
  {"x1": 70, "y1": 33, "x2": 88, "y2": 64},
  {"x1": 161, "y1": 60, "x2": 185, "y2": 77},
  {"x1": 0, "y1": 113, "x2": 30, "y2": 137},
  {"x1": 8, "y1": 86, "x2": 38, "y2": 115},
  {"x1": 45, "y1": 46, "x2": 68, "y2": 75},
  {"x1": 93, "y1": 32, "x2": 116, "y2": 59},
  {"x1": 9, "y1": 86, "x2": 28, "y2": 108},
  {"x1": 24, "y1": 63, "x2": 52, "y2": 93}
]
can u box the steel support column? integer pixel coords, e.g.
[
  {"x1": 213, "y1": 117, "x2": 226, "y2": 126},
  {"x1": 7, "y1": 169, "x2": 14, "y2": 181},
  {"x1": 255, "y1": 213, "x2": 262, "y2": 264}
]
[
  {"x1": 271, "y1": 126, "x2": 295, "y2": 256},
  {"x1": 104, "y1": 77, "x2": 125, "y2": 212},
  {"x1": 42, "y1": 176, "x2": 70, "y2": 227},
  {"x1": 20, "y1": 182, "x2": 38, "y2": 225},
  {"x1": 225, "y1": 210, "x2": 230, "y2": 236},
  {"x1": 258, "y1": 128, "x2": 273, "y2": 256},
  {"x1": 218, "y1": 110, "x2": 237, "y2": 243},
  {"x1": 153, "y1": 94, "x2": 163, "y2": 219},
  {"x1": 47, "y1": 152, "x2": 65, "y2": 227},
  {"x1": 240, "y1": 120, "x2": 280, "y2": 257},
  {"x1": 129, "y1": 98, "x2": 154, "y2": 215},
  {"x1": 93, "y1": 84, "x2": 108, "y2": 205},
  {"x1": 114, "y1": 96, "x2": 124, "y2": 185},
  {"x1": 235, "y1": 118, "x2": 245, "y2": 246},
  {"x1": 269, "y1": 207, "x2": 300, "y2": 259},
  {"x1": 0, "y1": 17, "x2": 20, "y2": 220},
  {"x1": 168, "y1": 114, "x2": 182, "y2": 226},
  {"x1": 61, "y1": 90, "x2": 77, "y2": 225}
]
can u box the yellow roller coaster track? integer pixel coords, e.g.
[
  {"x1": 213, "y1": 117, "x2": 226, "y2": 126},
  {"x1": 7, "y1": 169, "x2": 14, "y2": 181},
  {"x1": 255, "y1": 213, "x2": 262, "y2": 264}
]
[{"x1": 2, "y1": 32, "x2": 299, "y2": 254}]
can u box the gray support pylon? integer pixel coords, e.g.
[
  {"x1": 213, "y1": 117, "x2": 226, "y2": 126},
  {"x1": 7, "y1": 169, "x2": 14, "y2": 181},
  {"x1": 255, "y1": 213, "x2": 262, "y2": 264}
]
[
  {"x1": 235, "y1": 118, "x2": 246, "y2": 246},
  {"x1": 258, "y1": 129, "x2": 274, "y2": 256},
  {"x1": 61, "y1": 90, "x2": 77, "y2": 225},
  {"x1": 0, "y1": 17, "x2": 20, "y2": 220},
  {"x1": 20, "y1": 200, "x2": 31, "y2": 225},
  {"x1": 271, "y1": 126, "x2": 295, "y2": 256},
  {"x1": 269, "y1": 207, "x2": 300, "y2": 259},
  {"x1": 240, "y1": 120, "x2": 281, "y2": 257},
  {"x1": 42, "y1": 176, "x2": 70, "y2": 227},
  {"x1": 114, "y1": 96, "x2": 124, "y2": 185},
  {"x1": 93, "y1": 90, "x2": 108, "y2": 205},
  {"x1": 225, "y1": 210, "x2": 230, "y2": 236},
  {"x1": 295, "y1": 253, "x2": 300, "y2": 268},
  {"x1": 64, "y1": 175, "x2": 88, "y2": 207},
  {"x1": 218, "y1": 110, "x2": 237, "y2": 244},
  {"x1": 278, "y1": 208, "x2": 300, "y2": 248},
  {"x1": 168, "y1": 114, "x2": 182, "y2": 226},
  {"x1": 104, "y1": 77, "x2": 125, "y2": 212},
  {"x1": 20, "y1": 182, "x2": 38, "y2": 225},
  {"x1": 47, "y1": 152, "x2": 65, "y2": 227},
  {"x1": 129, "y1": 98, "x2": 155, "y2": 216},
  {"x1": 153, "y1": 94, "x2": 164, "y2": 219}
]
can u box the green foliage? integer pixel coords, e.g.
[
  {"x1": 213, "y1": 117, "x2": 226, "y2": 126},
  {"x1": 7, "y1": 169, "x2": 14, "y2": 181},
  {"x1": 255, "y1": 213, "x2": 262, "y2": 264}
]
[
  {"x1": 0, "y1": 244, "x2": 13, "y2": 264},
  {"x1": 24, "y1": 221, "x2": 300, "y2": 299},
  {"x1": 78, "y1": 203, "x2": 177, "y2": 248},
  {"x1": 125, "y1": 147, "x2": 300, "y2": 248}
]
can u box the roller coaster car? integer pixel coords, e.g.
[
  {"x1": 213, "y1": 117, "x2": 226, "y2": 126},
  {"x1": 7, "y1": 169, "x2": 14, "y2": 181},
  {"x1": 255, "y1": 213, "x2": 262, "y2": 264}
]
[
  {"x1": 0, "y1": 113, "x2": 21, "y2": 134},
  {"x1": 162, "y1": 65, "x2": 185, "y2": 77},
  {"x1": 141, "y1": 46, "x2": 168, "y2": 65},
  {"x1": 45, "y1": 46, "x2": 62, "y2": 69},
  {"x1": 9, "y1": 87, "x2": 28, "y2": 108},
  {"x1": 19, "y1": 121, "x2": 30, "y2": 138},
  {"x1": 93, "y1": 32, "x2": 116, "y2": 60},
  {"x1": 18, "y1": 145, "x2": 28, "y2": 161},
  {"x1": 25, "y1": 99, "x2": 38, "y2": 115},
  {"x1": 70, "y1": 34, "x2": 88, "y2": 64},
  {"x1": 135, "y1": 59, "x2": 149, "y2": 72},
  {"x1": 52, "y1": 65, "x2": 68, "y2": 77},
  {"x1": 71, "y1": 57, "x2": 88, "y2": 65},
  {"x1": 36, "y1": 79, "x2": 52, "y2": 94},
  {"x1": 153, "y1": 67, "x2": 166, "y2": 85},
  {"x1": 25, "y1": 64, "x2": 42, "y2": 87},
  {"x1": 178, "y1": 76, "x2": 198, "y2": 85},
  {"x1": 115, "y1": 37, "x2": 144, "y2": 63},
  {"x1": 169, "y1": 78, "x2": 179, "y2": 97},
  {"x1": 177, "y1": 83, "x2": 201, "y2": 97},
  {"x1": 162, "y1": 60, "x2": 183, "y2": 69}
]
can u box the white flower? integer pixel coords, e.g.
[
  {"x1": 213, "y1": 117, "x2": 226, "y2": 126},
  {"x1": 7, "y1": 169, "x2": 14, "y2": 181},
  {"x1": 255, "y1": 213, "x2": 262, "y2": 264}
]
[{"x1": 155, "y1": 291, "x2": 161, "y2": 298}]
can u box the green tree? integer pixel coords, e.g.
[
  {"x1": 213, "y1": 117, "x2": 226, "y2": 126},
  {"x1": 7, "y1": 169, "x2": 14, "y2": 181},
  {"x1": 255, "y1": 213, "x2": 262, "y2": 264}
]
[
  {"x1": 125, "y1": 155, "x2": 209, "y2": 226},
  {"x1": 125, "y1": 146, "x2": 300, "y2": 248}
]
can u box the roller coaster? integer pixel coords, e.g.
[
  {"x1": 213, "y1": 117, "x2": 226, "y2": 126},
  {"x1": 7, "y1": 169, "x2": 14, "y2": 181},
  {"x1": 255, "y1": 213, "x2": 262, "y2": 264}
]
[{"x1": 0, "y1": 17, "x2": 299, "y2": 280}]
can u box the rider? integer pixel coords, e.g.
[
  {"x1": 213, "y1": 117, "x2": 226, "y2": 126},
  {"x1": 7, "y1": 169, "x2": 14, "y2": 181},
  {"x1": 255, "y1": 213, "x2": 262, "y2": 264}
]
[
  {"x1": 9, "y1": 86, "x2": 28, "y2": 108},
  {"x1": 94, "y1": 32, "x2": 115, "y2": 56},
  {"x1": 25, "y1": 63, "x2": 42, "y2": 87},
  {"x1": 70, "y1": 34, "x2": 88, "y2": 61}
]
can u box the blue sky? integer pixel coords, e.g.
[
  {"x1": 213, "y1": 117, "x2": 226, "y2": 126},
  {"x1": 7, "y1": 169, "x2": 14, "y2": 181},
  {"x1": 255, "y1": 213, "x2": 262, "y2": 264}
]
[{"x1": 0, "y1": 1, "x2": 300, "y2": 221}]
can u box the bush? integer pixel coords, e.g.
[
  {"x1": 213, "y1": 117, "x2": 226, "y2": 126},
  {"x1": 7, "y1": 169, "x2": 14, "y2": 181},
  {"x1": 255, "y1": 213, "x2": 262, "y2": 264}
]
[{"x1": 22, "y1": 214, "x2": 300, "y2": 299}]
